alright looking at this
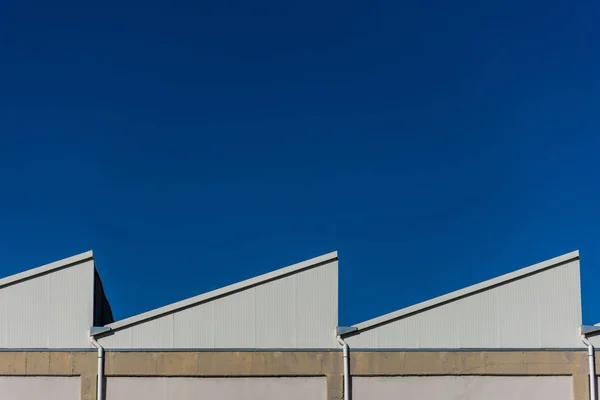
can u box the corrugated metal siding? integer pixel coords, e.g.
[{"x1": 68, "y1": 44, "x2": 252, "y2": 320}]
[
  {"x1": 588, "y1": 335, "x2": 600, "y2": 347},
  {"x1": 99, "y1": 260, "x2": 338, "y2": 349},
  {"x1": 346, "y1": 259, "x2": 582, "y2": 349},
  {"x1": 0, "y1": 260, "x2": 95, "y2": 348}
]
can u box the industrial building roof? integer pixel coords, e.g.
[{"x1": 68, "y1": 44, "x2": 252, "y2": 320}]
[
  {"x1": 0, "y1": 251, "x2": 113, "y2": 348},
  {"x1": 341, "y1": 250, "x2": 582, "y2": 349},
  {"x1": 0, "y1": 251, "x2": 94, "y2": 289},
  {"x1": 347, "y1": 250, "x2": 580, "y2": 333},
  {"x1": 0, "y1": 248, "x2": 588, "y2": 350},
  {"x1": 106, "y1": 251, "x2": 338, "y2": 332}
]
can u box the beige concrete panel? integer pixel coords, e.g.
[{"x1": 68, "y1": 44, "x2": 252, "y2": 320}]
[
  {"x1": 351, "y1": 351, "x2": 582, "y2": 376},
  {"x1": 192, "y1": 352, "x2": 334, "y2": 376},
  {"x1": 105, "y1": 352, "x2": 158, "y2": 375},
  {"x1": 105, "y1": 352, "x2": 335, "y2": 377},
  {"x1": 0, "y1": 350, "x2": 586, "y2": 378},
  {"x1": 0, "y1": 353, "x2": 26, "y2": 374},
  {"x1": 49, "y1": 352, "x2": 73, "y2": 375},
  {"x1": 25, "y1": 352, "x2": 50, "y2": 374},
  {"x1": 0, "y1": 376, "x2": 79, "y2": 400},
  {"x1": 351, "y1": 352, "x2": 406, "y2": 375},
  {"x1": 71, "y1": 352, "x2": 97, "y2": 375},
  {"x1": 326, "y1": 375, "x2": 343, "y2": 400},
  {"x1": 572, "y1": 375, "x2": 589, "y2": 400},
  {"x1": 526, "y1": 352, "x2": 586, "y2": 375},
  {"x1": 456, "y1": 352, "x2": 487, "y2": 374},
  {"x1": 107, "y1": 377, "x2": 326, "y2": 400},
  {"x1": 484, "y1": 351, "x2": 527, "y2": 374},
  {"x1": 156, "y1": 352, "x2": 198, "y2": 375},
  {"x1": 80, "y1": 374, "x2": 96, "y2": 400},
  {"x1": 352, "y1": 376, "x2": 573, "y2": 400}
]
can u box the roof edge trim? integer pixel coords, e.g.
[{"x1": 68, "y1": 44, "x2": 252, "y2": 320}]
[
  {"x1": 0, "y1": 250, "x2": 94, "y2": 289},
  {"x1": 581, "y1": 325, "x2": 600, "y2": 336},
  {"x1": 105, "y1": 251, "x2": 338, "y2": 333},
  {"x1": 346, "y1": 250, "x2": 579, "y2": 334}
]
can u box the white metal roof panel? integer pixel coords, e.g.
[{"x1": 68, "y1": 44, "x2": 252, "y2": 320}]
[
  {"x1": 344, "y1": 251, "x2": 582, "y2": 349},
  {"x1": 0, "y1": 251, "x2": 93, "y2": 289},
  {"x1": 98, "y1": 252, "x2": 338, "y2": 349},
  {"x1": 0, "y1": 252, "x2": 96, "y2": 348}
]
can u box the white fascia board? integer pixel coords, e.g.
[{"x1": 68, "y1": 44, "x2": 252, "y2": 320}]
[
  {"x1": 105, "y1": 251, "x2": 338, "y2": 333},
  {"x1": 581, "y1": 325, "x2": 600, "y2": 336},
  {"x1": 347, "y1": 250, "x2": 580, "y2": 334},
  {"x1": 0, "y1": 251, "x2": 94, "y2": 289}
]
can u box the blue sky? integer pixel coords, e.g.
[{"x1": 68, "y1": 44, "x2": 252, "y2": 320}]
[{"x1": 1, "y1": 0, "x2": 599, "y2": 326}]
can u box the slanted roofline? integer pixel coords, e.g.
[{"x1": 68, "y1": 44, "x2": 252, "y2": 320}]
[
  {"x1": 0, "y1": 251, "x2": 94, "y2": 289},
  {"x1": 344, "y1": 250, "x2": 580, "y2": 335},
  {"x1": 104, "y1": 251, "x2": 339, "y2": 333}
]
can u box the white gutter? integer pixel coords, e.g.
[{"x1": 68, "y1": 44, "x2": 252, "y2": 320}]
[
  {"x1": 90, "y1": 337, "x2": 104, "y2": 400},
  {"x1": 581, "y1": 325, "x2": 600, "y2": 400},
  {"x1": 335, "y1": 327, "x2": 358, "y2": 400},
  {"x1": 582, "y1": 335, "x2": 596, "y2": 400},
  {"x1": 336, "y1": 335, "x2": 350, "y2": 400},
  {"x1": 90, "y1": 327, "x2": 110, "y2": 400}
]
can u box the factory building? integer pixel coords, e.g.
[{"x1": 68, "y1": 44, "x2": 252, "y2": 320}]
[{"x1": 0, "y1": 249, "x2": 598, "y2": 400}]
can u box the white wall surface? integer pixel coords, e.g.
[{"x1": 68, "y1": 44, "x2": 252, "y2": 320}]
[
  {"x1": 107, "y1": 377, "x2": 326, "y2": 400},
  {"x1": 352, "y1": 376, "x2": 573, "y2": 400},
  {"x1": 588, "y1": 335, "x2": 600, "y2": 347},
  {"x1": 0, "y1": 260, "x2": 95, "y2": 348},
  {"x1": 0, "y1": 377, "x2": 80, "y2": 400},
  {"x1": 99, "y1": 260, "x2": 338, "y2": 349},
  {"x1": 346, "y1": 259, "x2": 582, "y2": 349}
]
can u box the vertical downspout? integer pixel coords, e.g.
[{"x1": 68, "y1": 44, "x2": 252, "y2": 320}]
[
  {"x1": 90, "y1": 336, "x2": 105, "y2": 400},
  {"x1": 582, "y1": 335, "x2": 597, "y2": 400},
  {"x1": 336, "y1": 336, "x2": 350, "y2": 400}
]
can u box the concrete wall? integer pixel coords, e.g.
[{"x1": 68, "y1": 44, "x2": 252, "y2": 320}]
[
  {"x1": 353, "y1": 376, "x2": 572, "y2": 400},
  {"x1": 107, "y1": 377, "x2": 326, "y2": 400},
  {"x1": 0, "y1": 351, "x2": 594, "y2": 400},
  {"x1": 0, "y1": 376, "x2": 80, "y2": 400}
]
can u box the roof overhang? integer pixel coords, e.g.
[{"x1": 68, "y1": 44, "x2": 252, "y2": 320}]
[{"x1": 581, "y1": 325, "x2": 600, "y2": 336}]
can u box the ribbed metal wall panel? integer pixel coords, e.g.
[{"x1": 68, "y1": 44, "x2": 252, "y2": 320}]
[
  {"x1": 214, "y1": 288, "x2": 257, "y2": 348},
  {"x1": 0, "y1": 260, "x2": 95, "y2": 348},
  {"x1": 99, "y1": 327, "x2": 133, "y2": 349},
  {"x1": 296, "y1": 259, "x2": 338, "y2": 348},
  {"x1": 589, "y1": 336, "x2": 600, "y2": 347},
  {"x1": 173, "y1": 302, "x2": 213, "y2": 347},
  {"x1": 99, "y1": 260, "x2": 338, "y2": 349},
  {"x1": 346, "y1": 259, "x2": 582, "y2": 349},
  {"x1": 255, "y1": 274, "x2": 295, "y2": 347},
  {"x1": 132, "y1": 315, "x2": 174, "y2": 348}
]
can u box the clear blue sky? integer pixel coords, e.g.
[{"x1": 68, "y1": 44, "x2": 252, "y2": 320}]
[{"x1": 1, "y1": 0, "x2": 599, "y2": 327}]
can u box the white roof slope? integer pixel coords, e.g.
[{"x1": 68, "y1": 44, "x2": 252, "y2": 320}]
[
  {"x1": 343, "y1": 251, "x2": 582, "y2": 349},
  {"x1": 98, "y1": 252, "x2": 339, "y2": 349},
  {"x1": 0, "y1": 251, "x2": 94, "y2": 289},
  {"x1": 0, "y1": 251, "x2": 98, "y2": 348}
]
